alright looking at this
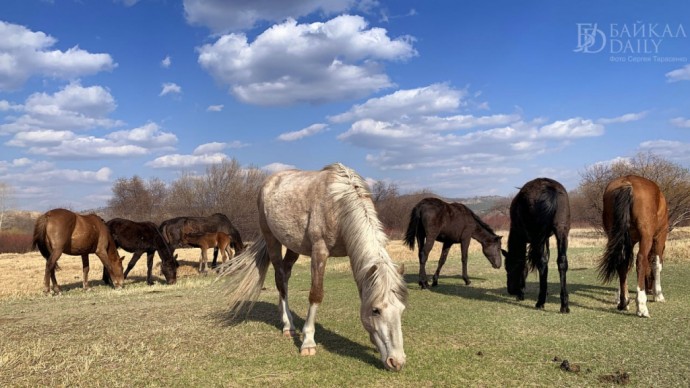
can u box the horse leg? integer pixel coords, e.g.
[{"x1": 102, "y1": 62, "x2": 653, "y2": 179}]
[
  {"x1": 432, "y1": 242, "x2": 453, "y2": 287},
  {"x1": 651, "y1": 230, "x2": 667, "y2": 303},
  {"x1": 211, "y1": 247, "x2": 219, "y2": 269},
  {"x1": 555, "y1": 228, "x2": 570, "y2": 313},
  {"x1": 301, "y1": 240, "x2": 329, "y2": 356},
  {"x1": 199, "y1": 247, "x2": 208, "y2": 274},
  {"x1": 460, "y1": 239, "x2": 471, "y2": 285},
  {"x1": 146, "y1": 251, "x2": 155, "y2": 285},
  {"x1": 535, "y1": 242, "x2": 549, "y2": 310},
  {"x1": 124, "y1": 252, "x2": 144, "y2": 279},
  {"x1": 81, "y1": 254, "x2": 91, "y2": 291},
  {"x1": 272, "y1": 245, "x2": 299, "y2": 338},
  {"x1": 616, "y1": 265, "x2": 630, "y2": 310},
  {"x1": 635, "y1": 237, "x2": 653, "y2": 318},
  {"x1": 44, "y1": 250, "x2": 62, "y2": 295},
  {"x1": 418, "y1": 237, "x2": 435, "y2": 289}
]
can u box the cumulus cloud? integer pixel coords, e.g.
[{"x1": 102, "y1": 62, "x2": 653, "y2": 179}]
[
  {"x1": 277, "y1": 123, "x2": 328, "y2": 141},
  {"x1": 538, "y1": 118, "x2": 603, "y2": 138},
  {"x1": 184, "y1": 0, "x2": 360, "y2": 33},
  {"x1": 159, "y1": 82, "x2": 182, "y2": 96},
  {"x1": 106, "y1": 122, "x2": 178, "y2": 148},
  {"x1": 197, "y1": 15, "x2": 416, "y2": 105},
  {"x1": 262, "y1": 162, "x2": 297, "y2": 174},
  {"x1": 115, "y1": 0, "x2": 141, "y2": 6},
  {"x1": 206, "y1": 104, "x2": 223, "y2": 112},
  {"x1": 597, "y1": 111, "x2": 647, "y2": 124},
  {"x1": 146, "y1": 153, "x2": 228, "y2": 168},
  {"x1": 161, "y1": 55, "x2": 171, "y2": 68},
  {"x1": 0, "y1": 21, "x2": 115, "y2": 91},
  {"x1": 670, "y1": 117, "x2": 690, "y2": 128},
  {"x1": 639, "y1": 139, "x2": 690, "y2": 161},
  {"x1": 3, "y1": 165, "x2": 112, "y2": 183},
  {"x1": 665, "y1": 64, "x2": 690, "y2": 82},
  {"x1": 0, "y1": 82, "x2": 122, "y2": 134}
]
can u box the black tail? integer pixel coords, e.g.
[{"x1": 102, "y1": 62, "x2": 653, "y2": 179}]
[
  {"x1": 598, "y1": 185, "x2": 633, "y2": 283},
  {"x1": 526, "y1": 186, "x2": 559, "y2": 269},
  {"x1": 32, "y1": 214, "x2": 51, "y2": 259},
  {"x1": 403, "y1": 205, "x2": 422, "y2": 250}
]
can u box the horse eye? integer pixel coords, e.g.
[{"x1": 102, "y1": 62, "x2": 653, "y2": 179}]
[{"x1": 372, "y1": 308, "x2": 381, "y2": 316}]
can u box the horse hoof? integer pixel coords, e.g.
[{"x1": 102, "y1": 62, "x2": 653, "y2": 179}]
[
  {"x1": 419, "y1": 282, "x2": 430, "y2": 290},
  {"x1": 655, "y1": 294, "x2": 666, "y2": 303},
  {"x1": 617, "y1": 302, "x2": 629, "y2": 311},
  {"x1": 637, "y1": 310, "x2": 650, "y2": 318},
  {"x1": 535, "y1": 303, "x2": 545, "y2": 310},
  {"x1": 516, "y1": 295, "x2": 524, "y2": 301},
  {"x1": 431, "y1": 280, "x2": 438, "y2": 287},
  {"x1": 283, "y1": 330, "x2": 296, "y2": 338},
  {"x1": 300, "y1": 347, "x2": 316, "y2": 356},
  {"x1": 464, "y1": 279, "x2": 472, "y2": 286},
  {"x1": 560, "y1": 306, "x2": 570, "y2": 314}
]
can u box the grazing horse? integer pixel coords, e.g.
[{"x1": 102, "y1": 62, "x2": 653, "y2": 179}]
[
  {"x1": 32, "y1": 208, "x2": 125, "y2": 294},
  {"x1": 160, "y1": 213, "x2": 245, "y2": 268},
  {"x1": 502, "y1": 178, "x2": 571, "y2": 313},
  {"x1": 599, "y1": 175, "x2": 668, "y2": 318},
  {"x1": 105, "y1": 218, "x2": 179, "y2": 285},
  {"x1": 217, "y1": 163, "x2": 408, "y2": 371},
  {"x1": 404, "y1": 197, "x2": 502, "y2": 289},
  {"x1": 181, "y1": 231, "x2": 234, "y2": 273}
]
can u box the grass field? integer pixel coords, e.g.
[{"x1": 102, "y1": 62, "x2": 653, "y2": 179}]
[{"x1": 1, "y1": 229, "x2": 689, "y2": 387}]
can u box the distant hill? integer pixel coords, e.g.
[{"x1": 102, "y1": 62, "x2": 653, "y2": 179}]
[{"x1": 445, "y1": 195, "x2": 507, "y2": 215}]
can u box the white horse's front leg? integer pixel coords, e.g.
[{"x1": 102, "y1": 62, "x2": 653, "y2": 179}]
[
  {"x1": 636, "y1": 286, "x2": 650, "y2": 318},
  {"x1": 652, "y1": 255, "x2": 665, "y2": 302},
  {"x1": 279, "y1": 295, "x2": 295, "y2": 337},
  {"x1": 300, "y1": 303, "x2": 319, "y2": 355}
]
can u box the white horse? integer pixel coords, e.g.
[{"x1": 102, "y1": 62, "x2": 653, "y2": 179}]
[{"x1": 218, "y1": 163, "x2": 408, "y2": 371}]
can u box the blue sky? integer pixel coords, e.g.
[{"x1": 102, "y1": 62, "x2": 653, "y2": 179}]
[{"x1": 1, "y1": 0, "x2": 689, "y2": 211}]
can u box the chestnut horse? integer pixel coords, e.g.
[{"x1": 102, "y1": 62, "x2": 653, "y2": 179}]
[
  {"x1": 502, "y1": 178, "x2": 571, "y2": 313},
  {"x1": 217, "y1": 163, "x2": 408, "y2": 371},
  {"x1": 105, "y1": 218, "x2": 179, "y2": 285},
  {"x1": 599, "y1": 175, "x2": 668, "y2": 318},
  {"x1": 404, "y1": 197, "x2": 502, "y2": 289},
  {"x1": 181, "y1": 231, "x2": 234, "y2": 273},
  {"x1": 32, "y1": 208, "x2": 125, "y2": 294}
]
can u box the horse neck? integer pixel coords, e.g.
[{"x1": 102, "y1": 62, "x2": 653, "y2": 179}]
[{"x1": 471, "y1": 220, "x2": 496, "y2": 247}]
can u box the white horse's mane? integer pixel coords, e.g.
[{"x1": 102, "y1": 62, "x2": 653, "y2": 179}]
[{"x1": 325, "y1": 163, "x2": 408, "y2": 307}]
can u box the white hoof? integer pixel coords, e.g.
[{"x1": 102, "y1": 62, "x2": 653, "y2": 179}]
[
  {"x1": 637, "y1": 308, "x2": 650, "y2": 318},
  {"x1": 655, "y1": 293, "x2": 666, "y2": 303}
]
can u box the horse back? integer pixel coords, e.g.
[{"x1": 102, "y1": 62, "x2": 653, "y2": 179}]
[
  {"x1": 511, "y1": 178, "x2": 570, "y2": 240},
  {"x1": 606, "y1": 175, "x2": 669, "y2": 238}
]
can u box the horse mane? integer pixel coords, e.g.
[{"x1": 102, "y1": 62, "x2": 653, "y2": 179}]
[
  {"x1": 324, "y1": 163, "x2": 408, "y2": 307},
  {"x1": 453, "y1": 203, "x2": 498, "y2": 237}
]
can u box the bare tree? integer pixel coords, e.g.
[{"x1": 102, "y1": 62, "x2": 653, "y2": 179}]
[
  {"x1": 0, "y1": 182, "x2": 15, "y2": 232},
  {"x1": 107, "y1": 176, "x2": 163, "y2": 222},
  {"x1": 577, "y1": 152, "x2": 690, "y2": 231}
]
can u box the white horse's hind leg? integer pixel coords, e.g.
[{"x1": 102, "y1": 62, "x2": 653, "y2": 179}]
[
  {"x1": 278, "y1": 296, "x2": 295, "y2": 337},
  {"x1": 652, "y1": 255, "x2": 665, "y2": 302},
  {"x1": 636, "y1": 285, "x2": 649, "y2": 317},
  {"x1": 301, "y1": 304, "x2": 319, "y2": 356}
]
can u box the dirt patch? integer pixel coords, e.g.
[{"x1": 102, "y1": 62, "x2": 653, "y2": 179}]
[{"x1": 598, "y1": 370, "x2": 630, "y2": 385}]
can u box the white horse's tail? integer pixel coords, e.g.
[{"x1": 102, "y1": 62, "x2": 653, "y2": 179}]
[{"x1": 216, "y1": 238, "x2": 270, "y2": 318}]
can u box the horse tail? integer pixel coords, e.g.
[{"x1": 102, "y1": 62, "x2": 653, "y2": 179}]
[
  {"x1": 32, "y1": 214, "x2": 51, "y2": 260},
  {"x1": 526, "y1": 186, "x2": 559, "y2": 269},
  {"x1": 216, "y1": 238, "x2": 270, "y2": 318},
  {"x1": 598, "y1": 185, "x2": 634, "y2": 283},
  {"x1": 403, "y1": 204, "x2": 422, "y2": 250}
]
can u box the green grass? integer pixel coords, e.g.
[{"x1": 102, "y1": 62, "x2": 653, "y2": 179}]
[{"x1": 1, "y1": 247, "x2": 690, "y2": 387}]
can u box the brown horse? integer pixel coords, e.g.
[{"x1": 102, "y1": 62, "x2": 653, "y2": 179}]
[
  {"x1": 181, "y1": 231, "x2": 234, "y2": 273},
  {"x1": 599, "y1": 175, "x2": 669, "y2": 318},
  {"x1": 32, "y1": 208, "x2": 125, "y2": 294},
  {"x1": 404, "y1": 197, "x2": 502, "y2": 289}
]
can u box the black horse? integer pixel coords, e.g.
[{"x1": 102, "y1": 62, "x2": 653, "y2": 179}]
[
  {"x1": 502, "y1": 178, "x2": 571, "y2": 313},
  {"x1": 104, "y1": 218, "x2": 179, "y2": 285},
  {"x1": 404, "y1": 197, "x2": 502, "y2": 289},
  {"x1": 159, "y1": 213, "x2": 246, "y2": 268}
]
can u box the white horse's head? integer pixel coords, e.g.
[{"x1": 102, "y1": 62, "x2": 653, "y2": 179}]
[{"x1": 359, "y1": 263, "x2": 408, "y2": 371}]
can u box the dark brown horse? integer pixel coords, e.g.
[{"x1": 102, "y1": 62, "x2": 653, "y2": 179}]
[
  {"x1": 181, "y1": 231, "x2": 233, "y2": 273},
  {"x1": 104, "y1": 218, "x2": 179, "y2": 285},
  {"x1": 160, "y1": 213, "x2": 245, "y2": 268},
  {"x1": 502, "y1": 178, "x2": 571, "y2": 313},
  {"x1": 599, "y1": 175, "x2": 668, "y2": 318},
  {"x1": 404, "y1": 197, "x2": 502, "y2": 289},
  {"x1": 32, "y1": 208, "x2": 125, "y2": 294}
]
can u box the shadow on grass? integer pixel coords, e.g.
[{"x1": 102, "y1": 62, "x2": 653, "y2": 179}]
[
  {"x1": 403, "y1": 272, "x2": 621, "y2": 314},
  {"x1": 209, "y1": 301, "x2": 381, "y2": 369}
]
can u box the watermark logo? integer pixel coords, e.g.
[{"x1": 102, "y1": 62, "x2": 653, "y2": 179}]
[
  {"x1": 574, "y1": 23, "x2": 606, "y2": 54},
  {"x1": 574, "y1": 22, "x2": 688, "y2": 63}
]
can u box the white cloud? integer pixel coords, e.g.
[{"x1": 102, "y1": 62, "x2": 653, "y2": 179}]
[
  {"x1": 183, "y1": 0, "x2": 360, "y2": 33},
  {"x1": 147, "y1": 153, "x2": 229, "y2": 168},
  {"x1": 161, "y1": 55, "x2": 171, "y2": 68},
  {"x1": 670, "y1": 117, "x2": 690, "y2": 128},
  {"x1": 329, "y1": 83, "x2": 464, "y2": 123},
  {"x1": 277, "y1": 123, "x2": 328, "y2": 141},
  {"x1": 262, "y1": 162, "x2": 297, "y2": 174},
  {"x1": 159, "y1": 82, "x2": 182, "y2": 96},
  {"x1": 193, "y1": 142, "x2": 226, "y2": 155},
  {"x1": 115, "y1": 0, "x2": 141, "y2": 6},
  {"x1": 639, "y1": 139, "x2": 690, "y2": 161},
  {"x1": 0, "y1": 82, "x2": 122, "y2": 134},
  {"x1": 597, "y1": 111, "x2": 647, "y2": 124},
  {"x1": 207, "y1": 104, "x2": 223, "y2": 112},
  {"x1": 106, "y1": 122, "x2": 178, "y2": 148},
  {"x1": 197, "y1": 15, "x2": 416, "y2": 105},
  {"x1": 0, "y1": 21, "x2": 115, "y2": 91},
  {"x1": 0, "y1": 99, "x2": 21, "y2": 111},
  {"x1": 4, "y1": 166, "x2": 112, "y2": 183},
  {"x1": 538, "y1": 118, "x2": 603, "y2": 138},
  {"x1": 665, "y1": 64, "x2": 690, "y2": 82}
]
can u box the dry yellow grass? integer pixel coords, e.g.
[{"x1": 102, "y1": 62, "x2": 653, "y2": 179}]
[{"x1": 1, "y1": 227, "x2": 688, "y2": 299}]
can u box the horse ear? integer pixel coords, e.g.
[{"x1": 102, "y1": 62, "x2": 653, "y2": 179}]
[
  {"x1": 397, "y1": 264, "x2": 405, "y2": 276},
  {"x1": 501, "y1": 249, "x2": 509, "y2": 258},
  {"x1": 366, "y1": 264, "x2": 378, "y2": 280},
  {"x1": 120, "y1": 256, "x2": 125, "y2": 262}
]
